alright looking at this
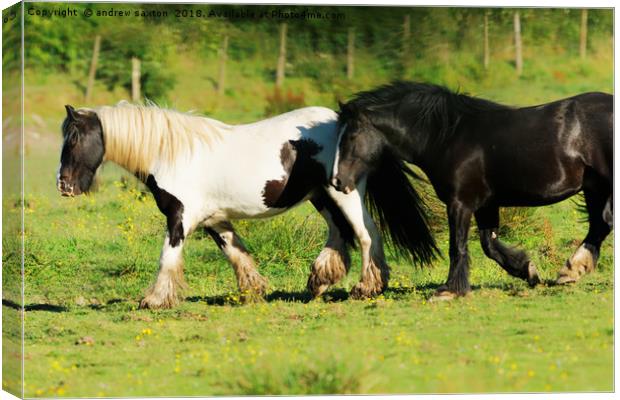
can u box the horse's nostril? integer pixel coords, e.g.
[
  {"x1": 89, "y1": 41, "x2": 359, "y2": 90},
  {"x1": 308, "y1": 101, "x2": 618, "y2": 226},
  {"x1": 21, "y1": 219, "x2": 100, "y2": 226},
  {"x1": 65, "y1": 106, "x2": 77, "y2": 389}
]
[{"x1": 332, "y1": 177, "x2": 341, "y2": 188}]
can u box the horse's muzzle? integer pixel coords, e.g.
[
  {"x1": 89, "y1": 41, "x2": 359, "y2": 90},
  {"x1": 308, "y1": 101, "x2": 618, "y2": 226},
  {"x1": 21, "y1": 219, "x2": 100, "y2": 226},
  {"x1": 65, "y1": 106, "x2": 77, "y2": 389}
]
[
  {"x1": 57, "y1": 178, "x2": 78, "y2": 197},
  {"x1": 331, "y1": 177, "x2": 352, "y2": 195}
]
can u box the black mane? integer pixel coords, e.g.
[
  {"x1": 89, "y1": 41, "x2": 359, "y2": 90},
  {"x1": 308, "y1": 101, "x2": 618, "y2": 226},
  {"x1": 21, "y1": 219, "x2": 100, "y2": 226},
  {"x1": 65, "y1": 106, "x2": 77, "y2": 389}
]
[{"x1": 340, "y1": 81, "x2": 512, "y2": 144}]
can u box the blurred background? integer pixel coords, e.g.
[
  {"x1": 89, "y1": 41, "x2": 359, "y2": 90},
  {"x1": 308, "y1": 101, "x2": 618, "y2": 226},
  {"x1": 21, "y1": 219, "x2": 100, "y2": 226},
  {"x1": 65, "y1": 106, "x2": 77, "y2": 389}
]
[{"x1": 3, "y1": 4, "x2": 614, "y2": 125}]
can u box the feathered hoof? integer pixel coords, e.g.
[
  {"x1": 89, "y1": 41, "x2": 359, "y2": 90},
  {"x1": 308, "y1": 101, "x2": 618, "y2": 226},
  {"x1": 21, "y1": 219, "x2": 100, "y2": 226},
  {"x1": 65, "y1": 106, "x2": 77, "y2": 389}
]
[
  {"x1": 307, "y1": 248, "x2": 349, "y2": 299},
  {"x1": 139, "y1": 293, "x2": 180, "y2": 310},
  {"x1": 307, "y1": 275, "x2": 330, "y2": 299},
  {"x1": 556, "y1": 245, "x2": 596, "y2": 285},
  {"x1": 239, "y1": 274, "x2": 268, "y2": 302},
  {"x1": 526, "y1": 261, "x2": 541, "y2": 288},
  {"x1": 430, "y1": 285, "x2": 469, "y2": 302},
  {"x1": 556, "y1": 263, "x2": 583, "y2": 285},
  {"x1": 349, "y1": 281, "x2": 383, "y2": 300},
  {"x1": 240, "y1": 290, "x2": 266, "y2": 304},
  {"x1": 556, "y1": 274, "x2": 578, "y2": 285},
  {"x1": 139, "y1": 276, "x2": 186, "y2": 310}
]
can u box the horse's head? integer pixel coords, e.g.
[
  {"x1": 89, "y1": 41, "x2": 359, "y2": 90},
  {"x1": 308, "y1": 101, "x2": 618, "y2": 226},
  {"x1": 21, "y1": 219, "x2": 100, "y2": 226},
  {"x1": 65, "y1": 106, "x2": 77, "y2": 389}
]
[
  {"x1": 57, "y1": 105, "x2": 104, "y2": 196},
  {"x1": 331, "y1": 102, "x2": 385, "y2": 194}
]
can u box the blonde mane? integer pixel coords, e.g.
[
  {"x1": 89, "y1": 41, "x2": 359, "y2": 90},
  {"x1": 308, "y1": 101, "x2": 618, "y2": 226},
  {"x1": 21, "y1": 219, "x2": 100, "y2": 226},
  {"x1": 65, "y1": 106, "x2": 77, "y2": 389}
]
[{"x1": 93, "y1": 102, "x2": 229, "y2": 174}]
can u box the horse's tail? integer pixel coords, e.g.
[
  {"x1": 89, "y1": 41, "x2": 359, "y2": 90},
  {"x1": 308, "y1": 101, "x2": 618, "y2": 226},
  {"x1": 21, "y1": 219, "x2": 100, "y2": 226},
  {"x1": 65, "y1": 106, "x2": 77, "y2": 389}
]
[{"x1": 365, "y1": 153, "x2": 439, "y2": 266}]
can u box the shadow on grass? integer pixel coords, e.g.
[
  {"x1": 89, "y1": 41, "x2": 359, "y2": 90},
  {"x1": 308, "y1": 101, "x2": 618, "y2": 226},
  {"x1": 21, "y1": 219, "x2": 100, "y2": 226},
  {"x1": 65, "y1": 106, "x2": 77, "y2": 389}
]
[
  {"x1": 87, "y1": 298, "x2": 129, "y2": 310},
  {"x1": 186, "y1": 288, "x2": 351, "y2": 306},
  {"x1": 2, "y1": 298, "x2": 67, "y2": 312}
]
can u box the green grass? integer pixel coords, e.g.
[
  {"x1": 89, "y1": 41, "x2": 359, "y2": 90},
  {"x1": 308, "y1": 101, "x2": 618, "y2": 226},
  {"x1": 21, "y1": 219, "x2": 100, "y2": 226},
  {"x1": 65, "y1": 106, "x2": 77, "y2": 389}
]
[
  {"x1": 3, "y1": 40, "x2": 614, "y2": 396},
  {"x1": 1, "y1": 143, "x2": 614, "y2": 396}
]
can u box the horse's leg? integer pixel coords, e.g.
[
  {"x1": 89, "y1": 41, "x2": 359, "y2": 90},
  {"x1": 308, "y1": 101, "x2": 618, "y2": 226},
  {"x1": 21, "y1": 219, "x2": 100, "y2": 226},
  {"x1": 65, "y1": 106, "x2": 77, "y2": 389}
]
[
  {"x1": 475, "y1": 206, "x2": 540, "y2": 287},
  {"x1": 306, "y1": 191, "x2": 353, "y2": 298},
  {"x1": 205, "y1": 221, "x2": 268, "y2": 300},
  {"x1": 140, "y1": 232, "x2": 188, "y2": 309},
  {"x1": 557, "y1": 188, "x2": 612, "y2": 284},
  {"x1": 325, "y1": 184, "x2": 389, "y2": 299},
  {"x1": 434, "y1": 202, "x2": 473, "y2": 300}
]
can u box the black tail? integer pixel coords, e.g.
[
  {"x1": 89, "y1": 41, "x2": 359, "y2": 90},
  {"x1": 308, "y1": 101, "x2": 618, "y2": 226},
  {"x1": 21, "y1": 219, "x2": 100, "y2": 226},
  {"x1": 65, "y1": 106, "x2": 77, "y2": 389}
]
[{"x1": 365, "y1": 153, "x2": 439, "y2": 265}]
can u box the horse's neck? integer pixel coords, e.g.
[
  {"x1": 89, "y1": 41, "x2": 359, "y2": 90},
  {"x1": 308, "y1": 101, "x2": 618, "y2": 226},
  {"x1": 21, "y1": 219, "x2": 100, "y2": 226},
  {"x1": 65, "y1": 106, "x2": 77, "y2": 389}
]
[
  {"x1": 102, "y1": 122, "x2": 220, "y2": 176},
  {"x1": 102, "y1": 128, "x2": 151, "y2": 175},
  {"x1": 380, "y1": 124, "x2": 429, "y2": 167}
]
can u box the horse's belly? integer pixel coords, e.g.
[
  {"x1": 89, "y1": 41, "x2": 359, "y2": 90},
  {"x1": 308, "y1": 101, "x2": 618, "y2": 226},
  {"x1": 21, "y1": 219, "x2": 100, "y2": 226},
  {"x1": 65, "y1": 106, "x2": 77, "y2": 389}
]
[{"x1": 487, "y1": 152, "x2": 584, "y2": 205}]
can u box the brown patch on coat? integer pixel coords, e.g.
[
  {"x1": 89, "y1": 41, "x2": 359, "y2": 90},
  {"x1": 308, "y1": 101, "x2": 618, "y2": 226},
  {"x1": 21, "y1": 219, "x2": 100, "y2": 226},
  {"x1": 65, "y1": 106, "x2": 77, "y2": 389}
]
[{"x1": 262, "y1": 139, "x2": 325, "y2": 208}]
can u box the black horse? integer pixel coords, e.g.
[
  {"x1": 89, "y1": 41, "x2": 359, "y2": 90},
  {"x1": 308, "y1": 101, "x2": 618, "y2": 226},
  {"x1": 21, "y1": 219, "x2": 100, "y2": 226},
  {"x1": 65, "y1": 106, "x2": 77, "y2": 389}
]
[{"x1": 332, "y1": 81, "x2": 612, "y2": 299}]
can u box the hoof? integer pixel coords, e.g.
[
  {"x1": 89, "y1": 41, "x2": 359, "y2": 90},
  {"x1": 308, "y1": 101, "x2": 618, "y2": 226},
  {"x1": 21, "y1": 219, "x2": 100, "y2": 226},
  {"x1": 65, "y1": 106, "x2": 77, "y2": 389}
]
[
  {"x1": 239, "y1": 274, "x2": 268, "y2": 299},
  {"x1": 308, "y1": 282, "x2": 330, "y2": 299},
  {"x1": 430, "y1": 285, "x2": 469, "y2": 302},
  {"x1": 556, "y1": 264, "x2": 583, "y2": 285},
  {"x1": 350, "y1": 282, "x2": 382, "y2": 300},
  {"x1": 139, "y1": 294, "x2": 178, "y2": 310},
  {"x1": 431, "y1": 286, "x2": 456, "y2": 302},
  {"x1": 556, "y1": 244, "x2": 597, "y2": 285},
  {"x1": 526, "y1": 262, "x2": 541, "y2": 288},
  {"x1": 556, "y1": 265, "x2": 582, "y2": 285},
  {"x1": 307, "y1": 249, "x2": 349, "y2": 298},
  {"x1": 556, "y1": 274, "x2": 578, "y2": 285},
  {"x1": 430, "y1": 292, "x2": 456, "y2": 302},
  {"x1": 240, "y1": 291, "x2": 266, "y2": 304},
  {"x1": 556, "y1": 260, "x2": 588, "y2": 285},
  {"x1": 307, "y1": 273, "x2": 331, "y2": 298}
]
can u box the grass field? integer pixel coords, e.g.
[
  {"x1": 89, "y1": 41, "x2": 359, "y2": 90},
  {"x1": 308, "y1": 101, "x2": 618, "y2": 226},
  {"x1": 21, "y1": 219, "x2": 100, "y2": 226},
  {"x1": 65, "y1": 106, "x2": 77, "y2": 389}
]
[
  {"x1": 2, "y1": 142, "x2": 614, "y2": 396},
  {"x1": 2, "y1": 44, "x2": 614, "y2": 396}
]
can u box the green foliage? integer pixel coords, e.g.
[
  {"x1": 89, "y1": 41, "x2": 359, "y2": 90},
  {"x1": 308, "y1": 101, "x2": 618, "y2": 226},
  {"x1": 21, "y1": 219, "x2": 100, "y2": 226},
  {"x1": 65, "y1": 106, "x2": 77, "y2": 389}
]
[
  {"x1": 93, "y1": 19, "x2": 176, "y2": 101},
  {"x1": 2, "y1": 4, "x2": 22, "y2": 71},
  {"x1": 9, "y1": 149, "x2": 615, "y2": 395},
  {"x1": 13, "y1": 6, "x2": 613, "y2": 103}
]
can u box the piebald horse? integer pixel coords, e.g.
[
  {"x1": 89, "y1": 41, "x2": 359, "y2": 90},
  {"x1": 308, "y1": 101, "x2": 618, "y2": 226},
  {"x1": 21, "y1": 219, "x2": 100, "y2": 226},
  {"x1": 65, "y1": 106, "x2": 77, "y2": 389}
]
[{"x1": 57, "y1": 102, "x2": 437, "y2": 308}]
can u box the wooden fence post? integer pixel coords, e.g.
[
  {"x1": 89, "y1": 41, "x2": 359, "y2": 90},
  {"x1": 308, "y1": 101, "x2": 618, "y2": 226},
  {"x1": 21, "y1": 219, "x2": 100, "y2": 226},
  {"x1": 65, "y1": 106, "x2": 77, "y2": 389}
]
[
  {"x1": 403, "y1": 14, "x2": 411, "y2": 73},
  {"x1": 483, "y1": 12, "x2": 490, "y2": 70},
  {"x1": 131, "y1": 57, "x2": 141, "y2": 102},
  {"x1": 514, "y1": 11, "x2": 523, "y2": 76},
  {"x1": 347, "y1": 27, "x2": 355, "y2": 80},
  {"x1": 85, "y1": 35, "x2": 101, "y2": 103},
  {"x1": 580, "y1": 9, "x2": 588, "y2": 60},
  {"x1": 276, "y1": 23, "x2": 287, "y2": 88},
  {"x1": 218, "y1": 34, "x2": 229, "y2": 96}
]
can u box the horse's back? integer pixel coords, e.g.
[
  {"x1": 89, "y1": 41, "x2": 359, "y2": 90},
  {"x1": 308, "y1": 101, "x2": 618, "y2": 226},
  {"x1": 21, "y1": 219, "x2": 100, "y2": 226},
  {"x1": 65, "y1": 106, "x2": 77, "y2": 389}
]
[
  {"x1": 185, "y1": 107, "x2": 339, "y2": 220},
  {"x1": 239, "y1": 106, "x2": 337, "y2": 132},
  {"x1": 450, "y1": 91, "x2": 612, "y2": 206}
]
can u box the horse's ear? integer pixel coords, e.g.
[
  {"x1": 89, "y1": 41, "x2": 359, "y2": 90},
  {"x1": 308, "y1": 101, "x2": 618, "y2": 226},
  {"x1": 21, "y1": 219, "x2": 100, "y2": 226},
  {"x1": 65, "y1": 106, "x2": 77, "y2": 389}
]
[
  {"x1": 65, "y1": 105, "x2": 78, "y2": 121},
  {"x1": 337, "y1": 100, "x2": 345, "y2": 111}
]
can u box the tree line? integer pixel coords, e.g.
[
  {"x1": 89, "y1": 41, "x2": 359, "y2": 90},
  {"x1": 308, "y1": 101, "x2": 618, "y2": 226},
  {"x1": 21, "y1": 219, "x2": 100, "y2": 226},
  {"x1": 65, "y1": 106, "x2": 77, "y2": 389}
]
[{"x1": 2, "y1": 4, "x2": 612, "y2": 101}]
